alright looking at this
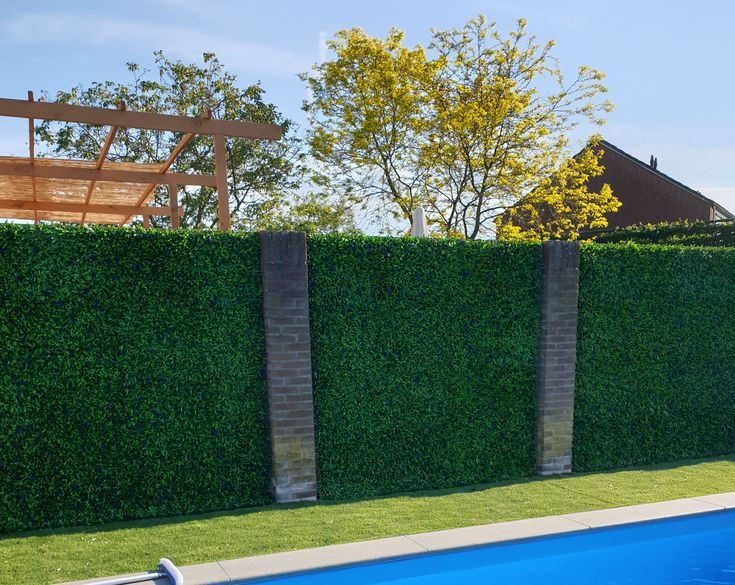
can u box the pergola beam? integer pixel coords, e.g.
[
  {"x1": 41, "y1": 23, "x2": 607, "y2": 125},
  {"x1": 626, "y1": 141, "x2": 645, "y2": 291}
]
[
  {"x1": 0, "y1": 98, "x2": 282, "y2": 140},
  {"x1": 0, "y1": 199, "x2": 174, "y2": 216},
  {"x1": 0, "y1": 161, "x2": 216, "y2": 187}
]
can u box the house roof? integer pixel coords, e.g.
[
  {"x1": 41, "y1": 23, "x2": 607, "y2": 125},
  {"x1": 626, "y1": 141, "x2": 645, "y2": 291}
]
[{"x1": 598, "y1": 140, "x2": 734, "y2": 219}]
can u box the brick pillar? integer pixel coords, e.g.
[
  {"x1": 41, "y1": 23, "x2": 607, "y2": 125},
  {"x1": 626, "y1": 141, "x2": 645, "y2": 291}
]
[
  {"x1": 536, "y1": 241, "x2": 580, "y2": 475},
  {"x1": 260, "y1": 232, "x2": 317, "y2": 502}
]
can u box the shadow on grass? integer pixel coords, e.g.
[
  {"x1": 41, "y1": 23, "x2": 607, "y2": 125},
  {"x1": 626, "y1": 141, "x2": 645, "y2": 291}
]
[{"x1": 3, "y1": 454, "x2": 733, "y2": 541}]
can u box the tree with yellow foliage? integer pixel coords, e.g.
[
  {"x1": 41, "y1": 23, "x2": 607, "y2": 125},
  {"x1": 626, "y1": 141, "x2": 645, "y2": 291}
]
[
  {"x1": 302, "y1": 28, "x2": 437, "y2": 231},
  {"x1": 496, "y1": 138, "x2": 620, "y2": 241},
  {"x1": 303, "y1": 16, "x2": 619, "y2": 239}
]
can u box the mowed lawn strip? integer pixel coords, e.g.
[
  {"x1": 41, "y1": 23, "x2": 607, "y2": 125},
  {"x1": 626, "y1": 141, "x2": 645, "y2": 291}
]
[{"x1": 2, "y1": 457, "x2": 734, "y2": 585}]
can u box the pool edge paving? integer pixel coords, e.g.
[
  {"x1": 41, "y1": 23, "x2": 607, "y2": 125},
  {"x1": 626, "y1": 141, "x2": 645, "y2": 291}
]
[{"x1": 60, "y1": 492, "x2": 735, "y2": 585}]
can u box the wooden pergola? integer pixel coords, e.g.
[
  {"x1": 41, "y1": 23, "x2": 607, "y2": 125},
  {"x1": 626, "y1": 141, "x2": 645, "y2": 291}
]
[{"x1": 0, "y1": 93, "x2": 282, "y2": 231}]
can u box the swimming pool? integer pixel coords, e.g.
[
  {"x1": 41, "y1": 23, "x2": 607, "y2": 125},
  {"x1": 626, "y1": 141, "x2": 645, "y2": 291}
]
[{"x1": 250, "y1": 510, "x2": 735, "y2": 584}]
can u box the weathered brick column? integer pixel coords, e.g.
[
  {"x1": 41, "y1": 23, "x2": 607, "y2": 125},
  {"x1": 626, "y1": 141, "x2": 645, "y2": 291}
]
[
  {"x1": 260, "y1": 231, "x2": 317, "y2": 502},
  {"x1": 536, "y1": 241, "x2": 580, "y2": 475}
]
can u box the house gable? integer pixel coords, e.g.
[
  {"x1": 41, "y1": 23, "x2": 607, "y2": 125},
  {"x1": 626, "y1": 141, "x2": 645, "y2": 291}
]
[{"x1": 589, "y1": 140, "x2": 734, "y2": 228}]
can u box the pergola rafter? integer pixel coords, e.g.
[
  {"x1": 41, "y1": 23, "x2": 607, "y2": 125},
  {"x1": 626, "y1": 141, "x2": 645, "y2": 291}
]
[
  {"x1": 118, "y1": 128, "x2": 199, "y2": 227},
  {"x1": 80, "y1": 101, "x2": 124, "y2": 225},
  {"x1": 0, "y1": 95, "x2": 282, "y2": 230}
]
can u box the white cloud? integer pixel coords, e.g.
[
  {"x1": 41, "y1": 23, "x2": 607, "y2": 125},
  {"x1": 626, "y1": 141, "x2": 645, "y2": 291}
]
[{"x1": 0, "y1": 12, "x2": 312, "y2": 78}]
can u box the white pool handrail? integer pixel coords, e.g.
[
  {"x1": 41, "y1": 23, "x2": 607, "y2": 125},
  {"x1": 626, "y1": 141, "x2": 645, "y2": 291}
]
[{"x1": 81, "y1": 558, "x2": 183, "y2": 585}]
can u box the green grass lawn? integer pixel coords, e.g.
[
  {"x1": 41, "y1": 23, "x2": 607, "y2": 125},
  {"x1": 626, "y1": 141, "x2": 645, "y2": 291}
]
[{"x1": 2, "y1": 456, "x2": 734, "y2": 585}]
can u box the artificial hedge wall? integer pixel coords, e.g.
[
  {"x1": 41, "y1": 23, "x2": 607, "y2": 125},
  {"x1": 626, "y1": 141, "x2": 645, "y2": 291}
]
[
  {"x1": 586, "y1": 220, "x2": 735, "y2": 247},
  {"x1": 574, "y1": 243, "x2": 735, "y2": 471},
  {"x1": 308, "y1": 235, "x2": 541, "y2": 499},
  {"x1": 0, "y1": 225, "x2": 271, "y2": 532}
]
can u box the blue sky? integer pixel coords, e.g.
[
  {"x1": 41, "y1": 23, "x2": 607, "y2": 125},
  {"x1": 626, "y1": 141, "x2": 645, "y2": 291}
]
[{"x1": 2, "y1": 0, "x2": 735, "y2": 213}]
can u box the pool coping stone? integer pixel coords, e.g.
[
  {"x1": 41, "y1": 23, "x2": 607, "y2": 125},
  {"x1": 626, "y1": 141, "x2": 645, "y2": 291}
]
[{"x1": 60, "y1": 491, "x2": 735, "y2": 585}]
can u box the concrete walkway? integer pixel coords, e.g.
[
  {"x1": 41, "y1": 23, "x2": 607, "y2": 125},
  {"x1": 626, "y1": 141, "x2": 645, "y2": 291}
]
[{"x1": 64, "y1": 492, "x2": 735, "y2": 585}]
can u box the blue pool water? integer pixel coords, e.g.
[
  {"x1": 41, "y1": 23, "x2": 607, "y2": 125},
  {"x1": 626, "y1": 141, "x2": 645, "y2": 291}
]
[{"x1": 253, "y1": 510, "x2": 735, "y2": 584}]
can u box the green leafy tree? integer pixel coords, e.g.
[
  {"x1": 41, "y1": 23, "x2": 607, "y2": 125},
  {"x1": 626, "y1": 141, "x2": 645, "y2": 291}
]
[
  {"x1": 37, "y1": 51, "x2": 353, "y2": 232},
  {"x1": 303, "y1": 16, "x2": 615, "y2": 239},
  {"x1": 262, "y1": 191, "x2": 359, "y2": 234}
]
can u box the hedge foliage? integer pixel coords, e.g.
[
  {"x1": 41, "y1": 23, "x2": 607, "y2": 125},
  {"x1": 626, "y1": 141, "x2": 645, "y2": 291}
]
[
  {"x1": 586, "y1": 220, "x2": 735, "y2": 247},
  {"x1": 574, "y1": 243, "x2": 735, "y2": 471},
  {"x1": 308, "y1": 235, "x2": 541, "y2": 499},
  {"x1": 0, "y1": 225, "x2": 270, "y2": 532}
]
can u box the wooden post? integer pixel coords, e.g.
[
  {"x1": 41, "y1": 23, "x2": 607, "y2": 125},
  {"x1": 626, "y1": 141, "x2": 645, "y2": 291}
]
[
  {"x1": 214, "y1": 134, "x2": 230, "y2": 232},
  {"x1": 168, "y1": 184, "x2": 179, "y2": 229},
  {"x1": 28, "y1": 91, "x2": 38, "y2": 225},
  {"x1": 143, "y1": 215, "x2": 150, "y2": 229}
]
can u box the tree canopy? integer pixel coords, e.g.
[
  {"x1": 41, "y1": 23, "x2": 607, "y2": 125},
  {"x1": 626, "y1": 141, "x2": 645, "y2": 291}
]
[
  {"x1": 37, "y1": 51, "x2": 354, "y2": 233},
  {"x1": 36, "y1": 16, "x2": 621, "y2": 240},
  {"x1": 302, "y1": 16, "x2": 618, "y2": 239}
]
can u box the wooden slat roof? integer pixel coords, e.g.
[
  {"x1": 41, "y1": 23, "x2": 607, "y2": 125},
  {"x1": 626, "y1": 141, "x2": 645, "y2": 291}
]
[{"x1": 0, "y1": 156, "x2": 167, "y2": 224}]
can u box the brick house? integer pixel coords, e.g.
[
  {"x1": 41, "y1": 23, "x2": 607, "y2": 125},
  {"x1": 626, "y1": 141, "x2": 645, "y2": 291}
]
[
  {"x1": 588, "y1": 140, "x2": 733, "y2": 228},
  {"x1": 497, "y1": 140, "x2": 734, "y2": 235}
]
